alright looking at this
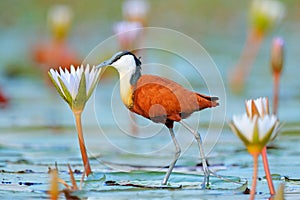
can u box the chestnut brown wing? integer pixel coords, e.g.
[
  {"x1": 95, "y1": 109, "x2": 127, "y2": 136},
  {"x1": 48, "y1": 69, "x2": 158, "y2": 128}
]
[{"x1": 131, "y1": 75, "x2": 218, "y2": 123}]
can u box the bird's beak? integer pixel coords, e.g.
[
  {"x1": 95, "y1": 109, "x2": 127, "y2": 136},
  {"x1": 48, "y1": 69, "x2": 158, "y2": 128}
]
[{"x1": 96, "y1": 59, "x2": 112, "y2": 69}]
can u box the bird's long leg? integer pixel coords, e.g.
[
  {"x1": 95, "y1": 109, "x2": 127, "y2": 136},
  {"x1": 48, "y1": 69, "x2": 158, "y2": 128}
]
[
  {"x1": 162, "y1": 128, "x2": 181, "y2": 185},
  {"x1": 179, "y1": 121, "x2": 246, "y2": 188},
  {"x1": 179, "y1": 121, "x2": 209, "y2": 189}
]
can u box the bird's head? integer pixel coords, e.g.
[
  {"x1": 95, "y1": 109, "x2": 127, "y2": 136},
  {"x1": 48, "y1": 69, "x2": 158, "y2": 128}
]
[{"x1": 97, "y1": 50, "x2": 142, "y2": 84}]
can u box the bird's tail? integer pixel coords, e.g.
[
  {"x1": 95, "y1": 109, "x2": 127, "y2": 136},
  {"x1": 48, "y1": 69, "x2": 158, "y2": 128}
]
[{"x1": 197, "y1": 93, "x2": 219, "y2": 108}]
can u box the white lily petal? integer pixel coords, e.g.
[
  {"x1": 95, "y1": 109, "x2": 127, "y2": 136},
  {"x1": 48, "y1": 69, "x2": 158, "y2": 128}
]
[
  {"x1": 87, "y1": 65, "x2": 100, "y2": 97},
  {"x1": 49, "y1": 69, "x2": 58, "y2": 83},
  {"x1": 87, "y1": 68, "x2": 92, "y2": 87},
  {"x1": 50, "y1": 69, "x2": 64, "y2": 95},
  {"x1": 55, "y1": 70, "x2": 65, "y2": 91},
  {"x1": 257, "y1": 115, "x2": 278, "y2": 140},
  {"x1": 59, "y1": 72, "x2": 70, "y2": 91},
  {"x1": 86, "y1": 64, "x2": 90, "y2": 72},
  {"x1": 254, "y1": 97, "x2": 268, "y2": 116},
  {"x1": 94, "y1": 67, "x2": 101, "y2": 81},
  {"x1": 271, "y1": 121, "x2": 280, "y2": 140},
  {"x1": 69, "y1": 67, "x2": 74, "y2": 73},
  {"x1": 232, "y1": 114, "x2": 256, "y2": 142},
  {"x1": 72, "y1": 71, "x2": 79, "y2": 91},
  {"x1": 245, "y1": 97, "x2": 269, "y2": 117},
  {"x1": 65, "y1": 68, "x2": 72, "y2": 86},
  {"x1": 60, "y1": 72, "x2": 70, "y2": 91},
  {"x1": 59, "y1": 67, "x2": 65, "y2": 76},
  {"x1": 70, "y1": 65, "x2": 76, "y2": 75},
  {"x1": 69, "y1": 74, "x2": 77, "y2": 99},
  {"x1": 245, "y1": 99, "x2": 251, "y2": 109},
  {"x1": 90, "y1": 67, "x2": 97, "y2": 80},
  {"x1": 75, "y1": 66, "x2": 81, "y2": 80},
  {"x1": 49, "y1": 68, "x2": 56, "y2": 78},
  {"x1": 80, "y1": 65, "x2": 84, "y2": 76},
  {"x1": 49, "y1": 64, "x2": 100, "y2": 109},
  {"x1": 245, "y1": 99, "x2": 252, "y2": 116},
  {"x1": 85, "y1": 65, "x2": 91, "y2": 93}
]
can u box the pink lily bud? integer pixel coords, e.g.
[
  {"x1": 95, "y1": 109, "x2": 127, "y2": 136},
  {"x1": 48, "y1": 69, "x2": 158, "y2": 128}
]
[{"x1": 271, "y1": 37, "x2": 284, "y2": 74}]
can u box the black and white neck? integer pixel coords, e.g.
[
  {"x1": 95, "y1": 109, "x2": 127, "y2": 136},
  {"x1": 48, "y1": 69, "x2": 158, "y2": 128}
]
[{"x1": 97, "y1": 51, "x2": 142, "y2": 108}]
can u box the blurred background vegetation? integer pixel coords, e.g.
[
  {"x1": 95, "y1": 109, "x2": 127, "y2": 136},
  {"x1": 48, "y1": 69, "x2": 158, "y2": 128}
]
[
  {"x1": 0, "y1": 0, "x2": 299, "y2": 125},
  {"x1": 0, "y1": 0, "x2": 298, "y2": 71}
]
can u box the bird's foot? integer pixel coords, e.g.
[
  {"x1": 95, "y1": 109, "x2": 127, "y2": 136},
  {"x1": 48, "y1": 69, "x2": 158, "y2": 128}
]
[
  {"x1": 200, "y1": 167, "x2": 212, "y2": 189},
  {"x1": 208, "y1": 169, "x2": 245, "y2": 186}
]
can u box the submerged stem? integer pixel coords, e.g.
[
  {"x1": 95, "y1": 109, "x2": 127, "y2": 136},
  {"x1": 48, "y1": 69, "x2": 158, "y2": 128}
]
[
  {"x1": 74, "y1": 111, "x2": 92, "y2": 176},
  {"x1": 250, "y1": 153, "x2": 259, "y2": 200}
]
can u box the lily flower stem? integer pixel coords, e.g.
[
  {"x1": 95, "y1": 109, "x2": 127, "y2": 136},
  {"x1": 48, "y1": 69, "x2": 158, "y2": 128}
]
[
  {"x1": 250, "y1": 153, "x2": 259, "y2": 200},
  {"x1": 74, "y1": 111, "x2": 92, "y2": 176},
  {"x1": 261, "y1": 146, "x2": 275, "y2": 195},
  {"x1": 230, "y1": 29, "x2": 264, "y2": 92},
  {"x1": 273, "y1": 71, "x2": 280, "y2": 115}
]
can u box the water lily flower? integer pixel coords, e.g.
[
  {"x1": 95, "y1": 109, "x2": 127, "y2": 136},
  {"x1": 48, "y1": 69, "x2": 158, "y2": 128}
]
[
  {"x1": 245, "y1": 97, "x2": 280, "y2": 139},
  {"x1": 49, "y1": 65, "x2": 100, "y2": 112},
  {"x1": 231, "y1": 114, "x2": 278, "y2": 155},
  {"x1": 230, "y1": 113, "x2": 279, "y2": 200},
  {"x1": 48, "y1": 64, "x2": 101, "y2": 176},
  {"x1": 251, "y1": 0, "x2": 285, "y2": 36},
  {"x1": 48, "y1": 5, "x2": 73, "y2": 41},
  {"x1": 245, "y1": 97, "x2": 280, "y2": 196},
  {"x1": 231, "y1": 100, "x2": 280, "y2": 200}
]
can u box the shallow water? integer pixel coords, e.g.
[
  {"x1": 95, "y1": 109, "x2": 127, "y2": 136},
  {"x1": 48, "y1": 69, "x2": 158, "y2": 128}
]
[
  {"x1": 1, "y1": 126, "x2": 300, "y2": 199},
  {"x1": 1, "y1": 0, "x2": 300, "y2": 199}
]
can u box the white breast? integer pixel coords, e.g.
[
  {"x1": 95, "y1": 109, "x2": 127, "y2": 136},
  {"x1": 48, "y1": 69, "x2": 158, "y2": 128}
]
[{"x1": 110, "y1": 54, "x2": 137, "y2": 108}]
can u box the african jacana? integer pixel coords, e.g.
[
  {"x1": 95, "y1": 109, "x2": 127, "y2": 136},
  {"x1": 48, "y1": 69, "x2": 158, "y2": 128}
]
[{"x1": 97, "y1": 51, "x2": 219, "y2": 187}]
